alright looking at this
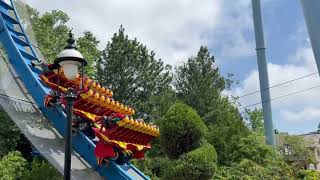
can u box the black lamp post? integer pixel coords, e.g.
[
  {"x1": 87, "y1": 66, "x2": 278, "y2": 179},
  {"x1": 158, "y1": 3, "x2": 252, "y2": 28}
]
[{"x1": 54, "y1": 31, "x2": 87, "y2": 180}]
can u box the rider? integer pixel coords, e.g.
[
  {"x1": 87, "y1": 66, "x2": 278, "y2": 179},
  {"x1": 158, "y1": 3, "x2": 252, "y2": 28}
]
[{"x1": 99, "y1": 114, "x2": 114, "y2": 132}]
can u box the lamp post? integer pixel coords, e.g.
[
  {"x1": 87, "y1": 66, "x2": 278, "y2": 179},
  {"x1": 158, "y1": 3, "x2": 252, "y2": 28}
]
[{"x1": 54, "y1": 31, "x2": 87, "y2": 180}]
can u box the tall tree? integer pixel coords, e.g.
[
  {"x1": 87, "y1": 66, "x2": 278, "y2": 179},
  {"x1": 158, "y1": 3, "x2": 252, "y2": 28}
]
[
  {"x1": 205, "y1": 97, "x2": 249, "y2": 165},
  {"x1": 175, "y1": 46, "x2": 249, "y2": 165},
  {"x1": 96, "y1": 26, "x2": 172, "y2": 121},
  {"x1": 27, "y1": 6, "x2": 101, "y2": 78},
  {"x1": 77, "y1": 31, "x2": 101, "y2": 78},
  {"x1": 174, "y1": 46, "x2": 226, "y2": 117},
  {"x1": 244, "y1": 108, "x2": 265, "y2": 135},
  {"x1": 27, "y1": 6, "x2": 70, "y2": 63}
]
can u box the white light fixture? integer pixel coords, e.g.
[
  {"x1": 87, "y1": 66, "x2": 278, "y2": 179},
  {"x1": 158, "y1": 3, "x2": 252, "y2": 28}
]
[{"x1": 54, "y1": 32, "x2": 87, "y2": 80}]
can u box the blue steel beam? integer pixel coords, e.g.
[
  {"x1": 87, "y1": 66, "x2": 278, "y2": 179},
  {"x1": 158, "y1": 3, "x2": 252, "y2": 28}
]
[
  {"x1": 251, "y1": 0, "x2": 275, "y2": 146},
  {"x1": 300, "y1": 0, "x2": 320, "y2": 131},
  {"x1": 300, "y1": 1, "x2": 320, "y2": 77}
]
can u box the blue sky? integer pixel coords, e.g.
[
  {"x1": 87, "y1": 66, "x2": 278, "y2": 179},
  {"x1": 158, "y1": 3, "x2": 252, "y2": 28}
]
[{"x1": 27, "y1": 0, "x2": 320, "y2": 134}]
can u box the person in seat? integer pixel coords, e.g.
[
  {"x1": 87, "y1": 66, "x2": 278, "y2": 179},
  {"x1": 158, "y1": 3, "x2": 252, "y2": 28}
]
[{"x1": 99, "y1": 114, "x2": 114, "y2": 132}]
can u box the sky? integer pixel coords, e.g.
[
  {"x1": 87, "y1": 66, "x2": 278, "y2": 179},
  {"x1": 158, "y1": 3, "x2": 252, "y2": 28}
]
[{"x1": 25, "y1": 0, "x2": 320, "y2": 135}]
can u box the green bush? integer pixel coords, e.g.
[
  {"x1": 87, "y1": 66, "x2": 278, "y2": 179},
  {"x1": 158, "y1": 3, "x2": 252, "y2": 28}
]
[
  {"x1": 0, "y1": 151, "x2": 27, "y2": 180},
  {"x1": 22, "y1": 157, "x2": 62, "y2": 180},
  {"x1": 230, "y1": 134, "x2": 273, "y2": 165},
  {"x1": 297, "y1": 170, "x2": 320, "y2": 180},
  {"x1": 264, "y1": 156, "x2": 294, "y2": 179},
  {"x1": 204, "y1": 97, "x2": 249, "y2": 165},
  {"x1": 132, "y1": 156, "x2": 170, "y2": 179},
  {"x1": 163, "y1": 144, "x2": 217, "y2": 180},
  {"x1": 159, "y1": 103, "x2": 207, "y2": 159},
  {"x1": 213, "y1": 158, "x2": 294, "y2": 180},
  {"x1": 233, "y1": 159, "x2": 270, "y2": 179},
  {"x1": 213, "y1": 166, "x2": 246, "y2": 180}
]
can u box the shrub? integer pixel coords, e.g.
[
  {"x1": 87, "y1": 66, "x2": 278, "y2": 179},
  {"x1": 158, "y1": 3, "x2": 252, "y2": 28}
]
[
  {"x1": 213, "y1": 166, "x2": 246, "y2": 180},
  {"x1": 159, "y1": 103, "x2": 207, "y2": 159},
  {"x1": 22, "y1": 157, "x2": 62, "y2": 180},
  {"x1": 163, "y1": 144, "x2": 217, "y2": 180},
  {"x1": 297, "y1": 170, "x2": 320, "y2": 180},
  {"x1": 131, "y1": 156, "x2": 170, "y2": 179},
  {"x1": 204, "y1": 97, "x2": 249, "y2": 165},
  {"x1": 230, "y1": 134, "x2": 273, "y2": 165},
  {"x1": 234, "y1": 159, "x2": 270, "y2": 179},
  {"x1": 0, "y1": 151, "x2": 27, "y2": 180}
]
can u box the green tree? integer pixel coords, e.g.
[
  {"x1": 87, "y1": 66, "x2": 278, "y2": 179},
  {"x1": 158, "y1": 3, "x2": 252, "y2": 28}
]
[
  {"x1": 174, "y1": 46, "x2": 250, "y2": 165},
  {"x1": 174, "y1": 46, "x2": 227, "y2": 117},
  {"x1": 230, "y1": 134, "x2": 273, "y2": 165},
  {"x1": 297, "y1": 170, "x2": 320, "y2": 180},
  {"x1": 148, "y1": 87, "x2": 177, "y2": 121},
  {"x1": 244, "y1": 108, "x2": 264, "y2": 135},
  {"x1": 233, "y1": 159, "x2": 270, "y2": 179},
  {"x1": 22, "y1": 157, "x2": 62, "y2": 180},
  {"x1": 263, "y1": 156, "x2": 294, "y2": 179},
  {"x1": 0, "y1": 109, "x2": 20, "y2": 156},
  {"x1": 214, "y1": 166, "x2": 246, "y2": 180},
  {"x1": 0, "y1": 151, "x2": 27, "y2": 180},
  {"x1": 27, "y1": 6, "x2": 70, "y2": 63},
  {"x1": 214, "y1": 156, "x2": 294, "y2": 180},
  {"x1": 205, "y1": 97, "x2": 249, "y2": 165},
  {"x1": 163, "y1": 144, "x2": 217, "y2": 180},
  {"x1": 27, "y1": 6, "x2": 101, "y2": 77},
  {"x1": 77, "y1": 31, "x2": 101, "y2": 78},
  {"x1": 159, "y1": 103, "x2": 207, "y2": 159},
  {"x1": 96, "y1": 26, "x2": 172, "y2": 121}
]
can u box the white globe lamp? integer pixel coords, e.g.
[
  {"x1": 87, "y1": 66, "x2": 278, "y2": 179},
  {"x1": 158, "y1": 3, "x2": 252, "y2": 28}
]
[{"x1": 54, "y1": 31, "x2": 87, "y2": 80}]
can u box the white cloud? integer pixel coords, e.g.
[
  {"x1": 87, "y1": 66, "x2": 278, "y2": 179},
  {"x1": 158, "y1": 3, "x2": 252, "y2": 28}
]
[
  {"x1": 25, "y1": 0, "x2": 254, "y2": 66},
  {"x1": 281, "y1": 107, "x2": 320, "y2": 123},
  {"x1": 233, "y1": 48, "x2": 320, "y2": 110},
  {"x1": 234, "y1": 46, "x2": 320, "y2": 126}
]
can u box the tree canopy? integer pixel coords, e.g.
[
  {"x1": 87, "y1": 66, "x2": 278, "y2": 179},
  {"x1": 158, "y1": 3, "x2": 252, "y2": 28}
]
[
  {"x1": 174, "y1": 46, "x2": 226, "y2": 117},
  {"x1": 96, "y1": 26, "x2": 172, "y2": 121},
  {"x1": 27, "y1": 6, "x2": 69, "y2": 63},
  {"x1": 163, "y1": 144, "x2": 217, "y2": 180},
  {"x1": 0, "y1": 151, "x2": 27, "y2": 180},
  {"x1": 27, "y1": 6, "x2": 100, "y2": 79},
  {"x1": 205, "y1": 97, "x2": 249, "y2": 165},
  {"x1": 244, "y1": 108, "x2": 265, "y2": 136},
  {"x1": 77, "y1": 31, "x2": 101, "y2": 78}
]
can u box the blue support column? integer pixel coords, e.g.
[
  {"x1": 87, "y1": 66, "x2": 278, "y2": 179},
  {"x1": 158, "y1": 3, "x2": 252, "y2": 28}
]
[
  {"x1": 300, "y1": 1, "x2": 320, "y2": 76},
  {"x1": 251, "y1": 0, "x2": 275, "y2": 146},
  {"x1": 300, "y1": 0, "x2": 320, "y2": 132}
]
